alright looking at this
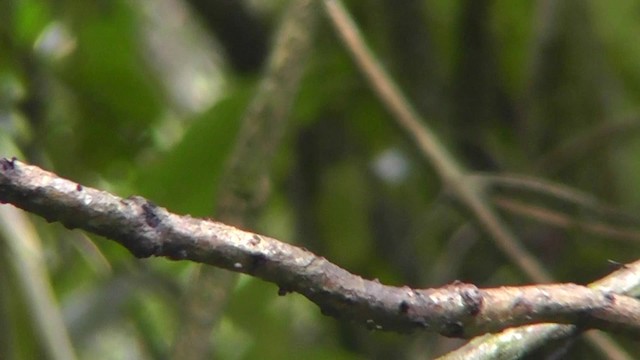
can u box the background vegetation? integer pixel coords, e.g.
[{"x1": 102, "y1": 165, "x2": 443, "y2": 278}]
[{"x1": 2, "y1": 0, "x2": 640, "y2": 358}]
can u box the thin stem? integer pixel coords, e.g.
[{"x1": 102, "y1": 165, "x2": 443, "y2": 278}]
[
  {"x1": 322, "y1": 0, "x2": 551, "y2": 282},
  {"x1": 0, "y1": 207, "x2": 77, "y2": 360},
  {"x1": 493, "y1": 196, "x2": 640, "y2": 244},
  {"x1": 321, "y1": 0, "x2": 631, "y2": 357},
  {"x1": 172, "y1": 1, "x2": 321, "y2": 358}
]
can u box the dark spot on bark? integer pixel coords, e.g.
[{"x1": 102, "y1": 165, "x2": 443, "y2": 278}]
[
  {"x1": 1, "y1": 157, "x2": 16, "y2": 171},
  {"x1": 76, "y1": 184, "x2": 83, "y2": 191},
  {"x1": 248, "y1": 253, "x2": 267, "y2": 273},
  {"x1": 168, "y1": 249, "x2": 188, "y2": 260},
  {"x1": 278, "y1": 286, "x2": 291, "y2": 296},
  {"x1": 340, "y1": 296, "x2": 356, "y2": 305},
  {"x1": 124, "y1": 238, "x2": 160, "y2": 258},
  {"x1": 441, "y1": 321, "x2": 464, "y2": 338},
  {"x1": 460, "y1": 286, "x2": 483, "y2": 316},
  {"x1": 158, "y1": 240, "x2": 188, "y2": 260},
  {"x1": 320, "y1": 306, "x2": 339, "y2": 318},
  {"x1": 603, "y1": 292, "x2": 615, "y2": 304},
  {"x1": 399, "y1": 301, "x2": 410, "y2": 314},
  {"x1": 250, "y1": 234, "x2": 261, "y2": 246},
  {"x1": 142, "y1": 200, "x2": 161, "y2": 228},
  {"x1": 511, "y1": 297, "x2": 532, "y2": 314}
]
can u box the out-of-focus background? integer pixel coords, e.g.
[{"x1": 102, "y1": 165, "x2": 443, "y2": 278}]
[{"x1": 2, "y1": 0, "x2": 640, "y2": 358}]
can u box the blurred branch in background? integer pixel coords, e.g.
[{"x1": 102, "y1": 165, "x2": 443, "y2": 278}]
[
  {"x1": 535, "y1": 118, "x2": 640, "y2": 175},
  {"x1": 2, "y1": 0, "x2": 640, "y2": 358},
  {"x1": 136, "y1": 0, "x2": 224, "y2": 116},
  {"x1": 474, "y1": 172, "x2": 640, "y2": 243},
  {"x1": 172, "y1": 1, "x2": 320, "y2": 359},
  {"x1": 321, "y1": 0, "x2": 634, "y2": 358},
  {"x1": 0, "y1": 204, "x2": 77, "y2": 360},
  {"x1": 323, "y1": 0, "x2": 553, "y2": 282}
]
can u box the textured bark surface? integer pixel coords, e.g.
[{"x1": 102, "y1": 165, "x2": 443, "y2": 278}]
[{"x1": 1, "y1": 158, "x2": 640, "y2": 339}]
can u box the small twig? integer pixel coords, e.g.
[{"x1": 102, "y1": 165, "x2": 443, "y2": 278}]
[
  {"x1": 493, "y1": 196, "x2": 640, "y2": 244},
  {"x1": 321, "y1": 0, "x2": 551, "y2": 284},
  {"x1": 1, "y1": 159, "x2": 640, "y2": 339},
  {"x1": 438, "y1": 257, "x2": 640, "y2": 360},
  {"x1": 473, "y1": 172, "x2": 640, "y2": 228},
  {"x1": 472, "y1": 172, "x2": 601, "y2": 207},
  {"x1": 320, "y1": 0, "x2": 632, "y2": 356},
  {"x1": 535, "y1": 119, "x2": 640, "y2": 175},
  {"x1": 472, "y1": 172, "x2": 640, "y2": 243}
]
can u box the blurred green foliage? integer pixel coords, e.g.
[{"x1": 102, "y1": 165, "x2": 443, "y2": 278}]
[{"x1": 2, "y1": 0, "x2": 640, "y2": 358}]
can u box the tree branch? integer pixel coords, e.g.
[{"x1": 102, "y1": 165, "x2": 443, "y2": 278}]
[
  {"x1": 322, "y1": 0, "x2": 552, "y2": 283},
  {"x1": 1, "y1": 158, "x2": 640, "y2": 339},
  {"x1": 439, "y1": 256, "x2": 640, "y2": 359},
  {"x1": 321, "y1": 1, "x2": 632, "y2": 356},
  {"x1": 172, "y1": 0, "x2": 320, "y2": 357}
]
